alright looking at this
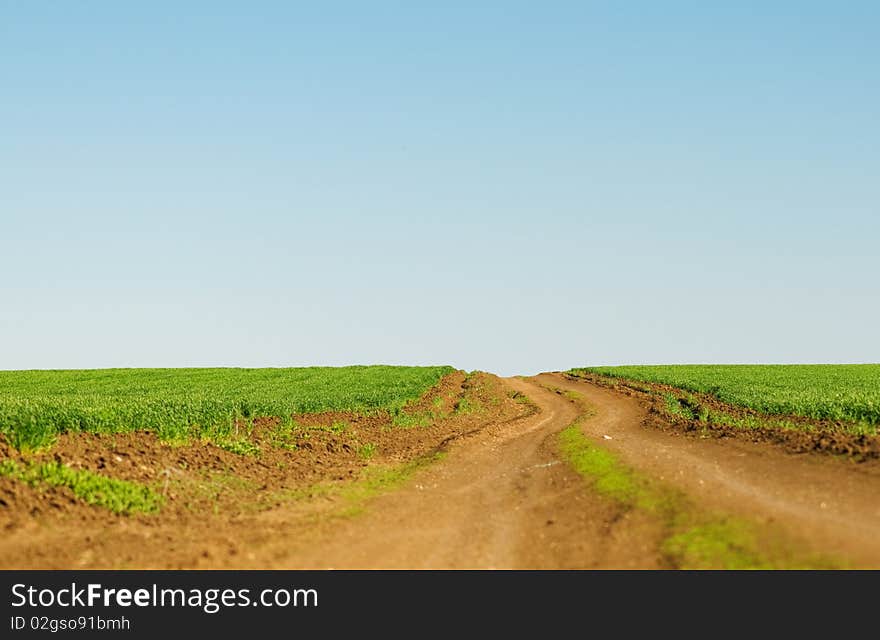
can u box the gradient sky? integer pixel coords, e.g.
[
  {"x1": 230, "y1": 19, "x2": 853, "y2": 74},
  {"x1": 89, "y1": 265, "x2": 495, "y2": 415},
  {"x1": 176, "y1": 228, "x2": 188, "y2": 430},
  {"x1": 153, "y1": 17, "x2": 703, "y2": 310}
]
[{"x1": 2, "y1": 2, "x2": 878, "y2": 375}]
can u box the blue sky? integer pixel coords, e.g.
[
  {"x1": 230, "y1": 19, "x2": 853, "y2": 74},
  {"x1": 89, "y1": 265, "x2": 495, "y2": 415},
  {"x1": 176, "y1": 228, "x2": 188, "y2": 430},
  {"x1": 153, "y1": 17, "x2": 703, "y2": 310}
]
[{"x1": 2, "y1": 2, "x2": 878, "y2": 375}]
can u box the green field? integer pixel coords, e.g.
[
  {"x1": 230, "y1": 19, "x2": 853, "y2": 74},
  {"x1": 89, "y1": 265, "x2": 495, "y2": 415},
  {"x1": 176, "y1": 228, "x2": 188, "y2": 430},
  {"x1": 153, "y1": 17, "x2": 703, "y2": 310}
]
[
  {"x1": 0, "y1": 366, "x2": 454, "y2": 451},
  {"x1": 572, "y1": 364, "x2": 880, "y2": 427}
]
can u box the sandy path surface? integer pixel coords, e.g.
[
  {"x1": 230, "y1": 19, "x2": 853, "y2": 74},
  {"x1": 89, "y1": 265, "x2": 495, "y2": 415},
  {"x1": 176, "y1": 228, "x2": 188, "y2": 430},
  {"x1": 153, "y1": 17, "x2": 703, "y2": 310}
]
[
  {"x1": 542, "y1": 373, "x2": 880, "y2": 567},
  {"x1": 282, "y1": 377, "x2": 664, "y2": 568},
  {"x1": 283, "y1": 374, "x2": 880, "y2": 568}
]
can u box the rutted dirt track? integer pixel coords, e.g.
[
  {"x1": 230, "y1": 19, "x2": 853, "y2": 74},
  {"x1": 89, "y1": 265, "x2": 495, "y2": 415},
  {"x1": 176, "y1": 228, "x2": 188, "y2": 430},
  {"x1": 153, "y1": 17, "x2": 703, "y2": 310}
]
[
  {"x1": 286, "y1": 374, "x2": 880, "y2": 568},
  {"x1": 285, "y1": 377, "x2": 665, "y2": 569},
  {"x1": 3, "y1": 373, "x2": 880, "y2": 568},
  {"x1": 545, "y1": 374, "x2": 880, "y2": 568}
]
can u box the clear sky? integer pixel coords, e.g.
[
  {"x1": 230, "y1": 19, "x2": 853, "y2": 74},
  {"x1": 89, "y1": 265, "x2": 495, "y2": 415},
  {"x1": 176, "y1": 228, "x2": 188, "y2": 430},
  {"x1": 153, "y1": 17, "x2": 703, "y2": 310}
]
[{"x1": 2, "y1": 2, "x2": 878, "y2": 376}]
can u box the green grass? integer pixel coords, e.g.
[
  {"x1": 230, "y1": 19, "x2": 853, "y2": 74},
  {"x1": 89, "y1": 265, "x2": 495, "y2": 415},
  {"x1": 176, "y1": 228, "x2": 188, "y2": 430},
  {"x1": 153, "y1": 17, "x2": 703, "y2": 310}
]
[
  {"x1": 453, "y1": 397, "x2": 475, "y2": 414},
  {"x1": 662, "y1": 521, "x2": 773, "y2": 570},
  {"x1": 558, "y1": 425, "x2": 665, "y2": 512},
  {"x1": 357, "y1": 442, "x2": 378, "y2": 460},
  {"x1": 0, "y1": 459, "x2": 162, "y2": 515},
  {"x1": 339, "y1": 453, "x2": 444, "y2": 515},
  {"x1": 266, "y1": 417, "x2": 299, "y2": 451},
  {"x1": 267, "y1": 452, "x2": 445, "y2": 517},
  {"x1": 573, "y1": 364, "x2": 880, "y2": 427},
  {"x1": 0, "y1": 365, "x2": 454, "y2": 451},
  {"x1": 391, "y1": 411, "x2": 434, "y2": 428},
  {"x1": 216, "y1": 439, "x2": 261, "y2": 457}
]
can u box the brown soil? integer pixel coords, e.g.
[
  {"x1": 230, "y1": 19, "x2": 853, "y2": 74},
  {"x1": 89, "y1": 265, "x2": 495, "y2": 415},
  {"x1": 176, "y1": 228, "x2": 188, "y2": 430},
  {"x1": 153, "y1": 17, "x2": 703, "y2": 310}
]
[
  {"x1": 569, "y1": 371, "x2": 880, "y2": 460},
  {"x1": 2, "y1": 372, "x2": 880, "y2": 568},
  {"x1": 0, "y1": 372, "x2": 536, "y2": 568},
  {"x1": 543, "y1": 373, "x2": 880, "y2": 567},
  {"x1": 269, "y1": 377, "x2": 667, "y2": 569}
]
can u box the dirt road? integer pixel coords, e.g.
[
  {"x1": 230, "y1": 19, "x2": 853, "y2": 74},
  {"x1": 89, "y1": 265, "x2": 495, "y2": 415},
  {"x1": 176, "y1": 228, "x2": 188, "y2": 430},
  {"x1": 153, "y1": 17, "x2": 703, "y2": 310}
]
[
  {"x1": 545, "y1": 373, "x2": 880, "y2": 567},
  {"x1": 282, "y1": 374, "x2": 880, "y2": 568},
  {"x1": 281, "y1": 377, "x2": 666, "y2": 568},
  {"x1": 4, "y1": 373, "x2": 880, "y2": 568}
]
